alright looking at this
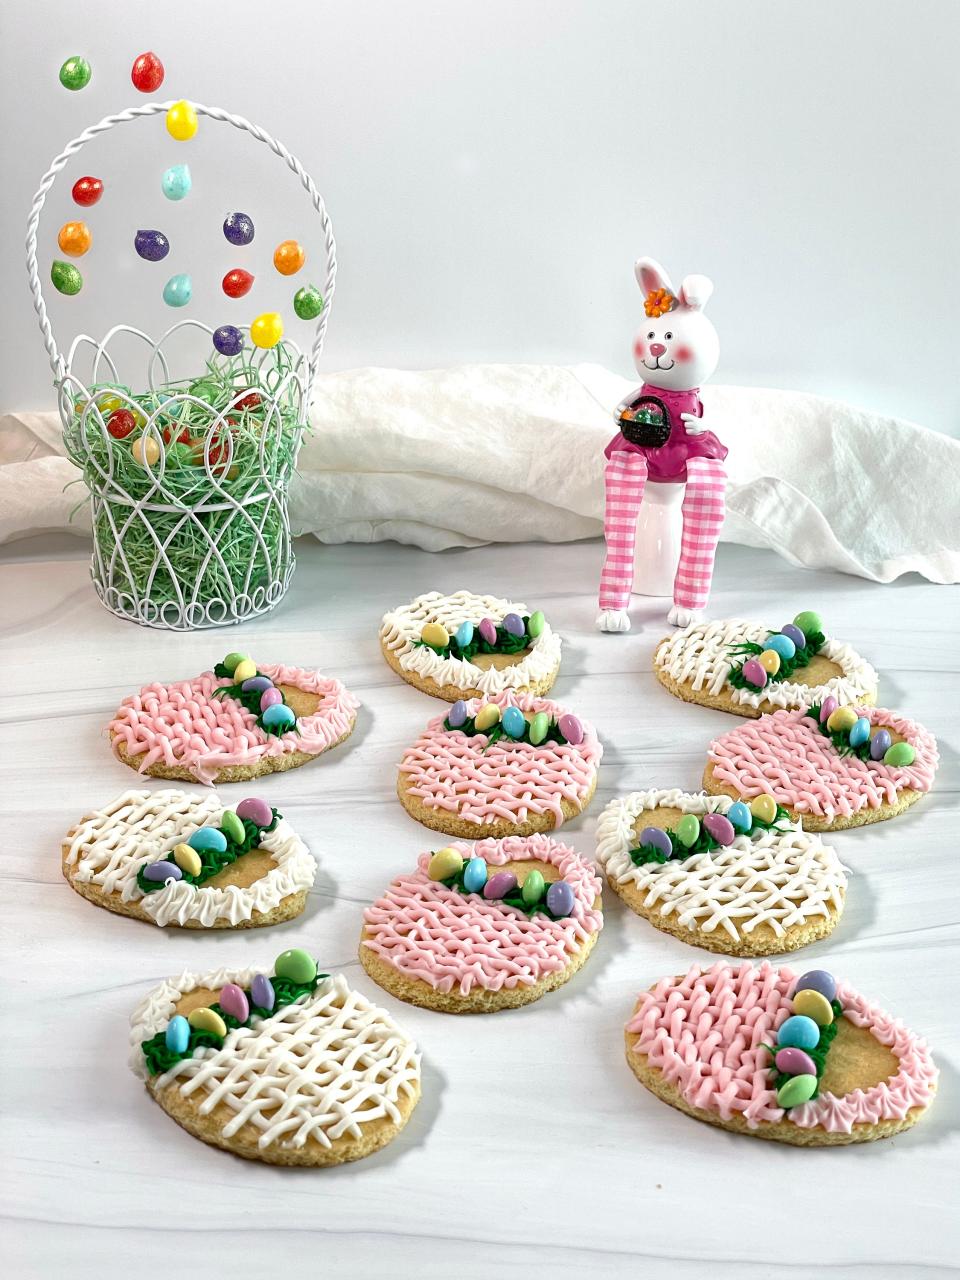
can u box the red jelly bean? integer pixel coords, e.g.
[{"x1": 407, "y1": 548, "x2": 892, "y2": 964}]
[
  {"x1": 72, "y1": 175, "x2": 103, "y2": 207},
  {"x1": 222, "y1": 268, "x2": 254, "y2": 299},
  {"x1": 131, "y1": 51, "x2": 164, "y2": 93},
  {"x1": 107, "y1": 409, "x2": 136, "y2": 439},
  {"x1": 235, "y1": 392, "x2": 261, "y2": 411},
  {"x1": 162, "y1": 424, "x2": 191, "y2": 445}
]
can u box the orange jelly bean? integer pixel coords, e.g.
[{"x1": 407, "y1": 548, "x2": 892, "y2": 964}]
[
  {"x1": 273, "y1": 239, "x2": 305, "y2": 276},
  {"x1": 58, "y1": 221, "x2": 92, "y2": 256}
]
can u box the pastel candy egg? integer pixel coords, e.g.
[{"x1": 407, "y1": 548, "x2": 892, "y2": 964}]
[
  {"x1": 793, "y1": 988, "x2": 834, "y2": 1027},
  {"x1": 478, "y1": 617, "x2": 498, "y2": 644},
  {"x1": 188, "y1": 827, "x2": 228, "y2": 854},
  {"x1": 750, "y1": 794, "x2": 778, "y2": 824},
  {"x1": 143, "y1": 859, "x2": 182, "y2": 882},
  {"x1": 741, "y1": 658, "x2": 767, "y2": 689},
  {"x1": 462, "y1": 858, "x2": 488, "y2": 893},
  {"x1": 172, "y1": 843, "x2": 202, "y2": 877},
  {"x1": 165, "y1": 1014, "x2": 190, "y2": 1054},
  {"x1": 794, "y1": 970, "x2": 837, "y2": 1002},
  {"x1": 827, "y1": 706, "x2": 858, "y2": 733},
  {"x1": 251, "y1": 973, "x2": 275, "y2": 1011},
  {"x1": 135, "y1": 228, "x2": 170, "y2": 261},
  {"x1": 218, "y1": 983, "x2": 249, "y2": 1023},
  {"x1": 774, "y1": 1047, "x2": 817, "y2": 1076},
  {"x1": 521, "y1": 869, "x2": 545, "y2": 905},
  {"x1": 232, "y1": 658, "x2": 257, "y2": 682},
  {"x1": 528, "y1": 711, "x2": 549, "y2": 745},
  {"x1": 421, "y1": 621, "x2": 449, "y2": 648},
  {"x1": 219, "y1": 810, "x2": 245, "y2": 844},
  {"x1": 503, "y1": 612, "x2": 525, "y2": 637},
  {"x1": 474, "y1": 703, "x2": 501, "y2": 732},
  {"x1": 676, "y1": 814, "x2": 700, "y2": 848},
  {"x1": 223, "y1": 652, "x2": 249, "y2": 674},
  {"x1": 163, "y1": 274, "x2": 192, "y2": 307},
  {"x1": 237, "y1": 797, "x2": 272, "y2": 827},
  {"x1": 884, "y1": 741, "x2": 916, "y2": 767},
  {"x1": 224, "y1": 212, "x2": 255, "y2": 245},
  {"x1": 765, "y1": 632, "x2": 796, "y2": 661},
  {"x1": 558, "y1": 713, "x2": 583, "y2": 745},
  {"x1": 162, "y1": 163, "x2": 191, "y2": 200},
  {"x1": 293, "y1": 285, "x2": 325, "y2": 320},
  {"x1": 262, "y1": 703, "x2": 296, "y2": 731},
  {"x1": 242, "y1": 675, "x2": 273, "y2": 693},
  {"x1": 639, "y1": 826, "x2": 673, "y2": 858},
  {"x1": 527, "y1": 610, "x2": 545, "y2": 637},
  {"x1": 428, "y1": 847, "x2": 463, "y2": 881},
  {"x1": 819, "y1": 696, "x2": 838, "y2": 724},
  {"x1": 776, "y1": 1074, "x2": 818, "y2": 1109},
  {"x1": 703, "y1": 813, "x2": 736, "y2": 846},
  {"x1": 780, "y1": 623, "x2": 806, "y2": 649},
  {"x1": 870, "y1": 728, "x2": 892, "y2": 760},
  {"x1": 250, "y1": 312, "x2": 283, "y2": 349},
  {"x1": 213, "y1": 324, "x2": 244, "y2": 357},
  {"x1": 455, "y1": 621, "x2": 474, "y2": 647},
  {"x1": 793, "y1": 610, "x2": 823, "y2": 640},
  {"x1": 848, "y1": 716, "x2": 871, "y2": 748},
  {"x1": 484, "y1": 871, "x2": 518, "y2": 900},
  {"x1": 776, "y1": 1014, "x2": 820, "y2": 1051},
  {"x1": 166, "y1": 100, "x2": 198, "y2": 141},
  {"x1": 546, "y1": 879, "x2": 575, "y2": 918},
  {"x1": 448, "y1": 699, "x2": 467, "y2": 728},
  {"x1": 758, "y1": 648, "x2": 781, "y2": 675},
  {"x1": 727, "y1": 801, "x2": 752, "y2": 833},
  {"x1": 188, "y1": 1007, "x2": 227, "y2": 1038},
  {"x1": 502, "y1": 706, "x2": 526, "y2": 739},
  {"x1": 261, "y1": 687, "x2": 282, "y2": 711},
  {"x1": 274, "y1": 949, "x2": 317, "y2": 984}
]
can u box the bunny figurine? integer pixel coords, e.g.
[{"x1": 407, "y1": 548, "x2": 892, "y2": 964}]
[{"x1": 596, "y1": 257, "x2": 728, "y2": 632}]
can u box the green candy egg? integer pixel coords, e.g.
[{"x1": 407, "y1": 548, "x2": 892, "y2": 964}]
[
  {"x1": 521, "y1": 869, "x2": 545, "y2": 905},
  {"x1": 274, "y1": 949, "x2": 318, "y2": 984},
  {"x1": 528, "y1": 711, "x2": 549, "y2": 745},
  {"x1": 51, "y1": 260, "x2": 83, "y2": 295},
  {"x1": 219, "y1": 810, "x2": 245, "y2": 844},
  {"x1": 883, "y1": 741, "x2": 916, "y2": 767},
  {"x1": 293, "y1": 285, "x2": 325, "y2": 320},
  {"x1": 676, "y1": 814, "x2": 701, "y2": 848},
  {"x1": 776, "y1": 1073, "x2": 818, "y2": 1108},
  {"x1": 223, "y1": 652, "x2": 249, "y2": 674},
  {"x1": 527, "y1": 610, "x2": 545, "y2": 638},
  {"x1": 792, "y1": 610, "x2": 823, "y2": 640}
]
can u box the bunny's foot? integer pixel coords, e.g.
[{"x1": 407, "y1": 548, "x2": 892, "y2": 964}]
[
  {"x1": 597, "y1": 609, "x2": 631, "y2": 634},
  {"x1": 668, "y1": 604, "x2": 702, "y2": 628}
]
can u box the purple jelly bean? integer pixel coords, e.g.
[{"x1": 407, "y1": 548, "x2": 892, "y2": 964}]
[
  {"x1": 819, "y1": 696, "x2": 838, "y2": 724},
  {"x1": 870, "y1": 728, "x2": 892, "y2": 760},
  {"x1": 223, "y1": 211, "x2": 255, "y2": 245},
  {"x1": 741, "y1": 658, "x2": 767, "y2": 689},
  {"x1": 558, "y1": 713, "x2": 583, "y2": 745},
  {"x1": 260, "y1": 687, "x2": 282, "y2": 711},
  {"x1": 546, "y1": 879, "x2": 575, "y2": 917},
  {"x1": 780, "y1": 623, "x2": 806, "y2": 648},
  {"x1": 218, "y1": 982, "x2": 250, "y2": 1022},
  {"x1": 448, "y1": 699, "x2": 467, "y2": 728},
  {"x1": 134, "y1": 228, "x2": 169, "y2": 261},
  {"x1": 774, "y1": 1046, "x2": 817, "y2": 1076},
  {"x1": 478, "y1": 617, "x2": 497, "y2": 645},
  {"x1": 213, "y1": 325, "x2": 244, "y2": 357},
  {"x1": 236, "y1": 797, "x2": 272, "y2": 828},
  {"x1": 251, "y1": 973, "x2": 275, "y2": 1012},
  {"x1": 241, "y1": 675, "x2": 273, "y2": 693},
  {"x1": 143, "y1": 859, "x2": 182, "y2": 882},
  {"x1": 793, "y1": 969, "x2": 837, "y2": 1002},
  {"x1": 503, "y1": 612, "x2": 525, "y2": 637},
  {"x1": 703, "y1": 813, "x2": 736, "y2": 846},
  {"x1": 639, "y1": 826, "x2": 673, "y2": 857},
  {"x1": 483, "y1": 871, "x2": 518, "y2": 900}
]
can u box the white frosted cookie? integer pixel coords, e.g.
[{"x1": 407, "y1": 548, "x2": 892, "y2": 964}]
[
  {"x1": 596, "y1": 788, "x2": 846, "y2": 955},
  {"x1": 130, "y1": 954, "x2": 421, "y2": 1165},
  {"x1": 654, "y1": 609, "x2": 877, "y2": 718},
  {"x1": 62, "y1": 789, "x2": 315, "y2": 929},
  {"x1": 380, "y1": 589, "x2": 561, "y2": 700}
]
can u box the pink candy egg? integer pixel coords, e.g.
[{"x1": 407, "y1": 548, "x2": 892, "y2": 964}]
[
  {"x1": 819, "y1": 696, "x2": 838, "y2": 724},
  {"x1": 218, "y1": 982, "x2": 250, "y2": 1022},
  {"x1": 260, "y1": 687, "x2": 282, "y2": 711},
  {"x1": 702, "y1": 813, "x2": 736, "y2": 846},
  {"x1": 774, "y1": 1046, "x2": 817, "y2": 1076},
  {"x1": 478, "y1": 617, "x2": 497, "y2": 645},
  {"x1": 483, "y1": 871, "x2": 518, "y2": 900},
  {"x1": 741, "y1": 658, "x2": 767, "y2": 689},
  {"x1": 558, "y1": 713, "x2": 583, "y2": 745},
  {"x1": 236, "y1": 797, "x2": 272, "y2": 828}
]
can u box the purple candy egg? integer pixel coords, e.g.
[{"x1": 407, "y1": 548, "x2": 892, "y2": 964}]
[
  {"x1": 448, "y1": 699, "x2": 467, "y2": 728},
  {"x1": 702, "y1": 813, "x2": 736, "y2": 846},
  {"x1": 223, "y1": 211, "x2": 255, "y2": 245},
  {"x1": 134, "y1": 228, "x2": 170, "y2": 261},
  {"x1": 503, "y1": 612, "x2": 525, "y2": 637},
  {"x1": 478, "y1": 617, "x2": 497, "y2": 644},
  {"x1": 870, "y1": 728, "x2": 892, "y2": 760},
  {"x1": 793, "y1": 969, "x2": 837, "y2": 1002},
  {"x1": 143, "y1": 859, "x2": 182, "y2": 882},
  {"x1": 251, "y1": 973, "x2": 275, "y2": 1012},
  {"x1": 557, "y1": 713, "x2": 583, "y2": 745},
  {"x1": 819, "y1": 696, "x2": 838, "y2": 724},
  {"x1": 241, "y1": 675, "x2": 273, "y2": 693},
  {"x1": 774, "y1": 1046, "x2": 817, "y2": 1076},
  {"x1": 741, "y1": 658, "x2": 767, "y2": 689},
  {"x1": 236, "y1": 797, "x2": 272, "y2": 828},
  {"x1": 780, "y1": 623, "x2": 806, "y2": 648},
  {"x1": 546, "y1": 879, "x2": 575, "y2": 917},
  {"x1": 213, "y1": 324, "x2": 244, "y2": 357},
  {"x1": 483, "y1": 871, "x2": 518, "y2": 900},
  {"x1": 260, "y1": 687, "x2": 282, "y2": 711},
  {"x1": 639, "y1": 826, "x2": 673, "y2": 857},
  {"x1": 218, "y1": 982, "x2": 249, "y2": 1022}
]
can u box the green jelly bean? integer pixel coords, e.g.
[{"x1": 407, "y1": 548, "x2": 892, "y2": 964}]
[
  {"x1": 274, "y1": 949, "x2": 317, "y2": 984},
  {"x1": 59, "y1": 56, "x2": 92, "y2": 91},
  {"x1": 294, "y1": 285, "x2": 325, "y2": 320},
  {"x1": 51, "y1": 260, "x2": 83, "y2": 295},
  {"x1": 521, "y1": 869, "x2": 545, "y2": 905},
  {"x1": 220, "y1": 810, "x2": 245, "y2": 844}
]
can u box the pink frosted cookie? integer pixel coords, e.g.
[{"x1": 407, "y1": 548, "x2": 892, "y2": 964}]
[
  {"x1": 625, "y1": 961, "x2": 937, "y2": 1146},
  {"x1": 703, "y1": 703, "x2": 938, "y2": 831},
  {"x1": 109, "y1": 650, "x2": 359, "y2": 786},
  {"x1": 396, "y1": 691, "x2": 602, "y2": 838},
  {"x1": 359, "y1": 833, "x2": 604, "y2": 1012}
]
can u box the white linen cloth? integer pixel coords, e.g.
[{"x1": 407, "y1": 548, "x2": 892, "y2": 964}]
[{"x1": 1, "y1": 363, "x2": 957, "y2": 583}]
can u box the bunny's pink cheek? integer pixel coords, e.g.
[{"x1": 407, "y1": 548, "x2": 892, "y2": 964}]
[
  {"x1": 633, "y1": 340, "x2": 646, "y2": 358},
  {"x1": 675, "y1": 345, "x2": 694, "y2": 363}
]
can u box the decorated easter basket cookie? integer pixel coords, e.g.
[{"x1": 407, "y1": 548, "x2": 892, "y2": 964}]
[
  {"x1": 596, "y1": 789, "x2": 846, "y2": 956},
  {"x1": 654, "y1": 610, "x2": 878, "y2": 718},
  {"x1": 397, "y1": 691, "x2": 602, "y2": 838},
  {"x1": 380, "y1": 590, "x2": 561, "y2": 701},
  {"x1": 360, "y1": 833, "x2": 603, "y2": 1013},
  {"x1": 109, "y1": 651, "x2": 359, "y2": 785},
  {"x1": 62, "y1": 789, "x2": 314, "y2": 929},
  {"x1": 625, "y1": 961, "x2": 937, "y2": 1146},
  {"x1": 703, "y1": 703, "x2": 938, "y2": 831},
  {"x1": 130, "y1": 951, "x2": 421, "y2": 1166}
]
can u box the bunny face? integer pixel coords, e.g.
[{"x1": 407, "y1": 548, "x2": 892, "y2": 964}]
[{"x1": 632, "y1": 257, "x2": 720, "y2": 392}]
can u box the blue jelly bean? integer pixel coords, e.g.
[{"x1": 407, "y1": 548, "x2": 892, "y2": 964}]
[
  {"x1": 502, "y1": 706, "x2": 526, "y2": 739},
  {"x1": 776, "y1": 1014, "x2": 820, "y2": 1051},
  {"x1": 262, "y1": 703, "x2": 296, "y2": 730},
  {"x1": 870, "y1": 729, "x2": 892, "y2": 760},
  {"x1": 455, "y1": 621, "x2": 474, "y2": 647},
  {"x1": 163, "y1": 273, "x2": 192, "y2": 307},
  {"x1": 161, "y1": 163, "x2": 192, "y2": 200},
  {"x1": 448, "y1": 699, "x2": 467, "y2": 728},
  {"x1": 143, "y1": 859, "x2": 183, "y2": 882},
  {"x1": 165, "y1": 1014, "x2": 190, "y2": 1053},
  {"x1": 727, "y1": 801, "x2": 752, "y2": 833},
  {"x1": 462, "y1": 858, "x2": 488, "y2": 893},
  {"x1": 639, "y1": 826, "x2": 673, "y2": 857},
  {"x1": 188, "y1": 827, "x2": 228, "y2": 854},
  {"x1": 251, "y1": 973, "x2": 275, "y2": 1012},
  {"x1": 241, "y1": 675, "x2": 273, "y2": 693},
  {"x1": 765, "y1": 632, "x2": 797, "y2": 661},
  {"x1": 546, "y1": 879, "x2": 575, "y2": 917},
  {"x1": 849, "y1": 716, "x2": 871, "y2": 748}
]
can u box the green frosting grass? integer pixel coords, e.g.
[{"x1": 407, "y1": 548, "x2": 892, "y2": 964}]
[
  {"x1": 212, "y1": 663, "x2": 295, "y2": 736},
  {"x1": 727, "y1": 630, "x2": 825, "y2": 690},
  {"x1": 136, "y1": 809, "x2": 279, "y2": 894},
  {"x1": 414, "y1": 617, "x2": 534, "y2": 662},
  {"x1": 767, "y1": 999, "x2": 844, "y2": 1102},
  {"x1": 805, "y1": 704, "x2": 873, "y2": 760},
  {"x1": 629, "y1": 805, "x2": 793, "y2": 867}
]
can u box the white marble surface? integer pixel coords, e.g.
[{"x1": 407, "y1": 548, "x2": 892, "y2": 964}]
[{"x1": 1, "y1": 535, "x2": 957, "y2": 1280}]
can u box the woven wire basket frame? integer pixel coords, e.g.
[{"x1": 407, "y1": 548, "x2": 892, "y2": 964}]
[{"x1": 25, "y1": 100, "x2": 336, "y2": 631}]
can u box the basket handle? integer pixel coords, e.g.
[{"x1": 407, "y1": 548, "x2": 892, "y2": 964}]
[{"x1": 25, "y1": 100, "x2": 336, "y2": 399}]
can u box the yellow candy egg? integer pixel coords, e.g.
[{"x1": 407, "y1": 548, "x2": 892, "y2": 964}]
[
  {"x1": 827, "y1": 706, "x2": 858, "y2": 733},
  {"x1": 250, "y1": 312, "x2": 284, "y2": 349},
  {"x1": 793, "y1": 988, "x2": 834, "y2": 1026},
  {"x1": 166, "y1": 100, "x2": 198, "y2": 141},
  {"x1": 758, "y1": 648, "x2": 781, "y2": 675},
  {"x1": 188, "y1": 1006, "x2": 227, "y2": 1037},
  {"x1": 172, "y1": 843, "x2": 203, "y2": 877},
  {"x1": 232, "y1": 658, "x2": 257, "y2": 682},
  {"x1": 421, "y1": 621, "x2": 449, "y2": 648},
  {"x1": 427, "y1": 846, "x2": 463, "y2": 881},
  {"x1": 474, "y1": 703, "x2": 501, "y2": 731},
  {"x1": 132, "y1": 436, "x2": 160, "y2": 467},
  {"x1": 58, "y1": 220, "x2": 92, "y2": 256},
  {"x1": 750, "y1": 793, "x2": 777, "y2": 824}
]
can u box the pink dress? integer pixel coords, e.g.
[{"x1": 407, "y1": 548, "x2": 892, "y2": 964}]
[{"x1": 604, "y1": 383, "x2": 727, "y2": 483}]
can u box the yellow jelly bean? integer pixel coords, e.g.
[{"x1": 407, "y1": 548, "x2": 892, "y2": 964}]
[
  {"x1": 474, "y1": 703, "x2": 501, "y2": 731},
  {"x1": 758, "y1": 648, "x2": 781, "y2": 675},
  {"x1": 421, "y1": 621, "x2": 449, "y2": 648},
  {"x1": 188, "y1": 1006, "x2": 227, "y2": 1037},
  {"x1": 132, "y1": 436, "x2": 160, "y2": 467},
  {"x1": 793, "y1": 988, "x2": 834, "y2": 1026},
  {"x1": 232, "y1": 658, "x2": 257, "y2": 682},
  {"x1": 58, "y1": 220, "x2": 92, "y2": 256},
  {"x1": 750, "y1": 794, "x2": 777, "y2": 824},
  {"x1": 173, "y1": 843, "x2": 202, "y2": 876},
  {"x1": 427, "y1": 846, "x2": 463, "y2": 881},
  {"x1": 166, "y1": 99, "x2": 198, "y2": 141},
  {"x1": 250, "y1": 311, "x2": 284, "y2": 349},
  {"x1": 97, "y1": 394, "x2": 123, "y2": 415},
  {"x1": 827, "y1": 706, "x2": 858, "y2": 733}
]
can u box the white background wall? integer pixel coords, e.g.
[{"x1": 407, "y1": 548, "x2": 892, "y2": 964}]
[{"x1": 2, "y1": 0, "x2": 958, "y2": 435}]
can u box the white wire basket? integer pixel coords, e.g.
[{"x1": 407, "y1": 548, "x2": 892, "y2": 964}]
[{"x1": 25, "y1": 100, "x2": 336, "y2": 631}]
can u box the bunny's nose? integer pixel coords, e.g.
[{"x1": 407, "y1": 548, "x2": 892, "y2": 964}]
[{"x1": 649, "y1": 342, "x2": 667, "y2": 357}]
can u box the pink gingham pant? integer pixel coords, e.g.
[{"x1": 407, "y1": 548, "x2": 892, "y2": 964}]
[{"x1": 598, "y1": 452, "x2": 727, "y2": 611}]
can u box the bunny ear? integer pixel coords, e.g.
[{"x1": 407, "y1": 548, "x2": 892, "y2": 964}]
[
  {"x1": 635, "y1": 257, "x2": 674, "y2": 297},
  {"x1": 679, "y1": 274, "x2": 714, "y2": 311}
]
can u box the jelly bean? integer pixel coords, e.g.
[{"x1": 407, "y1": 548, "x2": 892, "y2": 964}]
[
  {"x1": 758, "y1": 649, "x2": 781, "y2": 675},
  {"x1": 527, "y1": 610, "x2": 545, "y2": 638},
  {"x1": 241, "y1": 675, "x2": 273, "y2": 693},
  {"x1": 455, "y1": 621, "x2": 474, "y2": 648},
  {"x1": 96, "y1": 395, "x2": 124, "y2": 415},
  {"x1": 250, "y1": 312, "x2": 283, "y2": 349},
  {"x1": 793, "y1": 610, "x2": 823, "y2": 640},
  {"x1": 794, "y1": 970, "x2": 837, "y2": 1002},
  {"x1": 262, "y1": 703, "x2": 296, "y2": 731},
  {"x1": 727, "y1": 801, "x2": 752, "y2": 833},
  {"x1": 774, "y1": 1047, "x2": 817, "y2": 1076},
  {"x1": 135, "y1": 229, "x2": 170, "y2": 262},
  {"x1": 741, "y1": 658, "x2": 767, "y2": 689},
  {"x1": 869, "y1": 728, "x2": 892, "y2": 760},
  {"x1": 51, "y1": 260, "x2": 82, "y2": 295},
  {"x1": 558, "y1": 713, "x2": 584, "y2": 745},
  {"x1": 232, "y1": 658, "x2": 257, "y2": 682},
  {"x1": 172, "y1": 843, "x2": 202, "y2": 877},
  {"x1": 162, "y1": 162, "x2": 191, "y2": 201},
  {"x1": 72, "y1": 176, "x2": 103, "y2": 207},
  {"x1": 676, "y1": 815, "x2": 700, "y2": 847},
  {"x1": 819, "y1": 696, "x2": 838, "y2": 724},
  {"x1": 188, "y1": 1007, "x2": 227, "y2": 1037},
  {"x1": 188, "y1": 827, "x2": 228, "y2": 854},
  {"x1": 213, "y1": 325, "x2": 244, "y2": 356},
  {"x1": 484, "y1": 871, "x2": 518, "y2": 900},
  {"x1": 107, "y1": 409, "x2": 137, "y2": 440},
  {"x1": 639, "y1": 826, "x2": 673, "y2": 858},
  {"x1": 503, "y1": 612, "x2": 525, "y2": 637},
  {"x1": 143, "y1": 859, "x2": 182, "y2": 882},
  {"x1": 462, "y1": 858, "x2": 488, "y2": 893},
  {"x1": 448, "y1": 699, "x2": 467, "y2": 728},
  {"x1": 776, "y1": 1014, "x2": 820, "y2": 1050},
  {"x1": 59, "y1": 56, "x2": 91, "y2": 91},
  {"x1": 57, "y1": 221, "x2": 91, "y2": 256},
  {"x1": 293, "y1": 285, "x2": 325, "y2": 320},
  {"x1": 223, "y1": 268, "x2": 254, "y2": 298},
  {"x1": 848, "y1": 716, "x2": 871, "y2": 748},
  {"x1": 165, "y1": 1014, "x2": 190, "y2": 1054},
  {"x1": 261, "y1": 687, "x2": 282, "y2": 711},
  {"x1": 776, "y1": 1074, "x2": 818, "y2": 1109},
  {"x1": 474, "y1": 703, "x2": 501, "y2": 732},
  {"x1": 750, "y1": 794, "x2": 778, "y2": 824},
  {"x1": 421, "y1": 621, "x2": 449, "y2": 648},
  {"x1": 546, "y1": 879, "x2": 575, "y2": 917},
  {"x1": 236, "y1": 797, "x2": 273, "y2": 828},
  {"x1": 428, "y1": 847, "x2": 463, "y2": 881},
  {"x1": 132, "y1": 436, "x2": 160, "y2": 467},
  {"x1": 502, "y1": 706, "x2": 526, "y2": 739},
  {"x1": 218, "y1": 983, "x2": 249, "y2": 1023},
  {"x1": 234, "y1": 392, "x2": 262, "y2": 412},
  {"x1": 223, "y1": 652, "x2": 249, "y2": 674},
  {"x1": 521, "y1": 869, "x2": 545, "y2": 905},
  {"x1": 765, "y1": 633, "x2": 796, "y2": 662},
  {"x1": 220, "y1": 810, "x2": 245, "y2": 844},
  {"x1": 166, "y1": 100, "x2": 198, "y2": 141},
  {"x1": 793, "y1": 988, "x2": 834, "y2": 1026},
  {"x1": 163, "y1": 274, "x2": 192, "y2": 308},
  {"x1": 827, "y1": 706, "x2": 857, "y2": 734},
  {"x1": 131, "y1": 51, "x2": 164, "y2": 93},
  {"x1": 478, "y1": 617, "x2": 498, "y2": 645},
  {"x1": 528, "y1": 711, "x2": 549, "y2": 745},
  {"x1": 883, "y1": 741, "x2": 915, "y2": 767},
  {"x1": 780, "y1": 623, "x2": 806, "y2": 649},
  {"x1": 274, "y1": 949, "x2": 317, "y2": 984},
  {"x1": 703, "y1": 813, "x2": 736, "y2": 846},
  {"x1": 251, "y1": 973, "x2": 275, "y2": 1011},
  {"x1": 274, "y1": 240, "x2": 305, "y2": 275},
  {"x1": 224, "y1": 213, "x2": 255, "y2": 246}
]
